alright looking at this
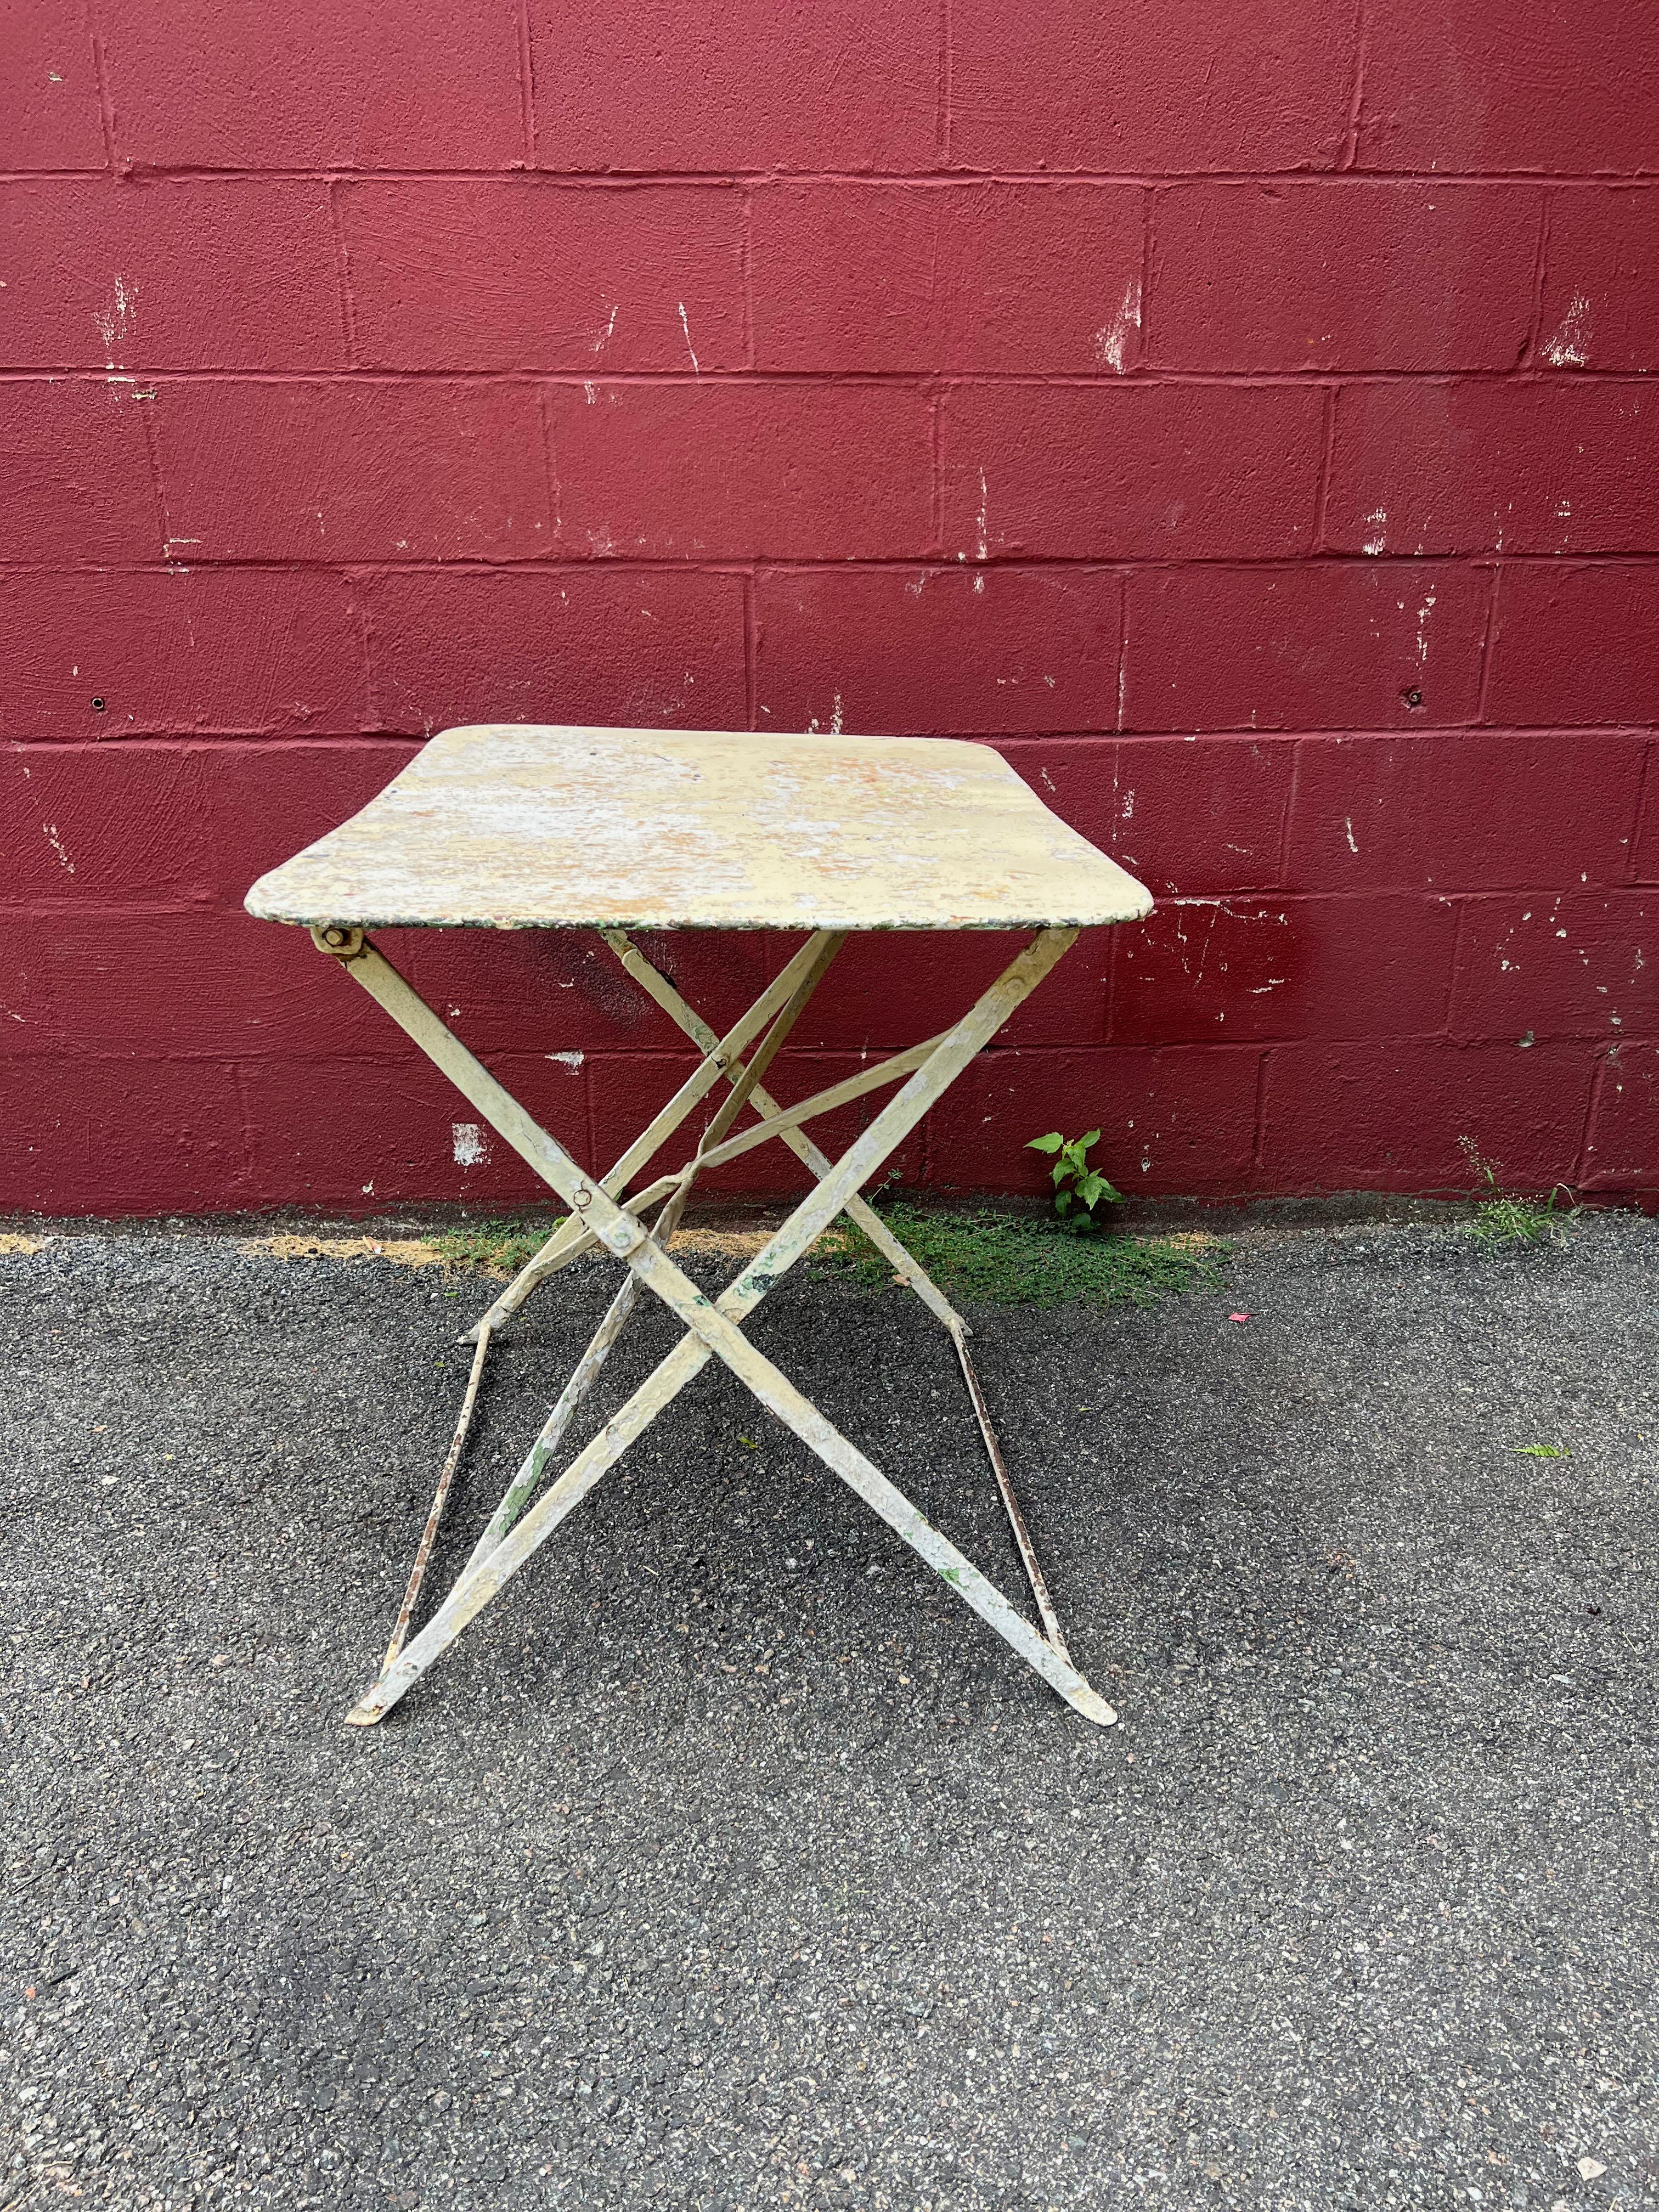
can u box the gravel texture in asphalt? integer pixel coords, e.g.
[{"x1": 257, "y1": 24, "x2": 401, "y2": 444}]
[{"x1": 2, "y1": 1216, "x2": 1657, "y2": 2212}]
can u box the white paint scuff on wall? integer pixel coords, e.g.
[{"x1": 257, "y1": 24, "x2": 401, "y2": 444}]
[
  {"x1": 94, "y1": 275, "x2": 134, "y2": 370},
  {"x1": 546, "y1": 1050, "x2": 585, "y2": 1069},
  {"x1": 677, "y1": 301, "x2": 700, "y2": 376},
  {"x1": 1096, "y1": 278, "x2": 1142, "y2": 374},
  {"x1": 1361, "y1": 509, "x2": 1387, "y2": 556},
  {"x1": 452, "y1": 1122, "x2": 491, "y2": 1167},
  {"x1": 1542, "y1": 292, "x2": 1592, "y2": 369}
]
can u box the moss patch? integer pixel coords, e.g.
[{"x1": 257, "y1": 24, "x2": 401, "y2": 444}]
[{"x1": 815, "y1": 1203, "x2": 1228, "y2": 1309}]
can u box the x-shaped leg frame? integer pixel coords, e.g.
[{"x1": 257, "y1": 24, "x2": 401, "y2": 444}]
[{"x1": 307, "y1": 921, "x2": 1116, "y2": 1730}]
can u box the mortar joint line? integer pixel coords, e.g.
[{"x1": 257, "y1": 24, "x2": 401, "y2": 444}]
[
  {"x1": 740, "y1": 182, "x2": 754, "y2": 369},
  {"x1": 14, "y1": 162, "x2": 1656, "y2": 185},
  {"x1": 1245, "y1": 1046, "x2": 1272, "y2": 1176},
  {"x1": 1339, "y1": 0, "x2": 1370, "y2": 171},
  {"x1": 1474, "y1": 562, "x2": 1504, "y2": 725},
  {"x1": 5, "y1": 363, "x2": 1656, "y2": 390},
  {"x1": 1573, "y1": 1046, "x2": 1611, "y2": 1189},
  {"x1": 514, "y1": 0, "x2": 537, "y2": 171},
  {"x1": 1277, "y1": 733, "x2": 1303, "y2": 887},
  {"x1": 1624, "y1": 736, "x2": 1654, "y2": 888},
  {"x1": 742, "y1": 566, "x2": 758, "y2": 730},
  {"x1": 938, "y1": 0, "x2": 954, "y2": 169},
  {"x1": 927, "y1": 383, "x2": 943, "y2": 554},
  {"x1": 80, "y1": 0, "x2": 117, "y2": 172},
  {"x1": 1523, "y1": 189, "x2": 1554, "y2": 367},
  {"x1": 325, "y1": 178, "x2": 359, "y2": 369},
  {"x1": 1135, "y1": 184, "x2": 1155, "y2": 373},
  {"x1": 1311, "y1": 382, "x2": 1340, "y2": 553},
  {"x1": 1113, "y1": 569, "x2": 1130, "y2": 733}
]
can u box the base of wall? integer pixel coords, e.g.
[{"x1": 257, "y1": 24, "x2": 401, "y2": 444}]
[{"x1": 5, "y1": 1186, "x2": 1653, "y2": 1244}]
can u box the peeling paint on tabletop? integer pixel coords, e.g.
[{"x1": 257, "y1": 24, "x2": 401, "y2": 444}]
[{"x1": 244, "y1": 722, "x2": 1153, "y2": 934}]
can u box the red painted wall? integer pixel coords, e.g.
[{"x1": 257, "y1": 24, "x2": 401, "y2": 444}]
[{"x1": 5, "y1": 0, "x2": 1657, "y2": 1215}]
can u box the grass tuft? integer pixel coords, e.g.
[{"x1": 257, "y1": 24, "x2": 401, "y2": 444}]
[
  {"x1": 814, "y1": 1202, "x2": 1228, "y2": 1309},
  {"x1": 1469, "y1": 1191, "x2": 1572, "y2": 1247},
  {"x1": 1461, "y1": 1139, "x2": 1575, "y2": 1248},
  {"x1": 432, "y1": 1217, "x2": 563, "y2": 1277}
]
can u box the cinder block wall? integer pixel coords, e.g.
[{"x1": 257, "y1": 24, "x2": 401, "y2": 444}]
[{"x1": 5, "y1": 0, "x2": 1656, "y2": 1213}]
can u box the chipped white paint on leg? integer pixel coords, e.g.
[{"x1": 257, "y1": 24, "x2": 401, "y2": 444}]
[{"x1": 1095, "y1": 277, "x2": 1141, "y2": 374}]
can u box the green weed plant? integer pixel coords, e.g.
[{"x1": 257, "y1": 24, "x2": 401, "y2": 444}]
[
  {"x1": 433, "y1": 1217, "x2": 563, "y2": 1276},
  {"x1": 1026, "y1": 1127, "x2": 1123, "y2": 1234},
  {"x1": 1460, "y1": 1141, "x2": 1575, "y2": 1246}
]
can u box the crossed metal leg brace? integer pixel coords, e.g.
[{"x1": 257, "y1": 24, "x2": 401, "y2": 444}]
[{"x1": 308, "y1": 921, "x2": 1116, "y2": 1730}]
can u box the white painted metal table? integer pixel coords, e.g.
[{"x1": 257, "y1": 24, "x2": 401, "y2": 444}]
[{"x1": 246, "y1": 724, "x2": 1152, "y2": 1729}]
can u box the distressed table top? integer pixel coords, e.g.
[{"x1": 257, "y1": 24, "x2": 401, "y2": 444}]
[{"x1": 245, "y1": 723, "x2": 1152, "y2": 932}]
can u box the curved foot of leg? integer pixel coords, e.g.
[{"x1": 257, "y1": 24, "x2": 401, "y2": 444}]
[{"x1": 1067, "y1": 1680, "x2": 1119, "y2": 1728}]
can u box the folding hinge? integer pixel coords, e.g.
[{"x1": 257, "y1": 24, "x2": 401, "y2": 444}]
[{"x1": 309, "y1": 924, "x2": 367, "y2": 962}]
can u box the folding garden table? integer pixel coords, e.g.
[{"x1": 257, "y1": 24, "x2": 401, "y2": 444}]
[{"x1": 245, "y1": 724, "x2": 1152, "y2": 1729}]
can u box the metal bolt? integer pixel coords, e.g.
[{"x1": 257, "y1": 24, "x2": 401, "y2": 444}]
[{"x1": 572, "y1": 1185, "x2": 594, "y2": 1208}]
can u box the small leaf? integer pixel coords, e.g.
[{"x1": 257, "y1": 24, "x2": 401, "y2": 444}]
[
  {"x1": 1054, "y1": 1190, "x2": 1073, "y2": 1214},
  {"x1": 1027, "y1": 1132, "x2": 1064, "y2": 1154},
  {"x1": 1079, "y1": 1129, "x2": 1101, "y2": 1151}
]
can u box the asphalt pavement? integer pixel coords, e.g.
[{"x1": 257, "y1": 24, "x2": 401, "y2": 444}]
[{"x1": 2, "y1": 1214, "x2": 1656, "y2": 2211}]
